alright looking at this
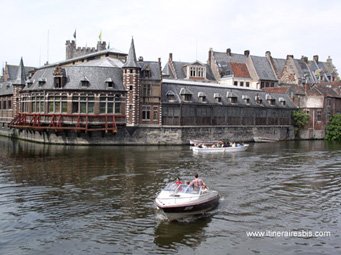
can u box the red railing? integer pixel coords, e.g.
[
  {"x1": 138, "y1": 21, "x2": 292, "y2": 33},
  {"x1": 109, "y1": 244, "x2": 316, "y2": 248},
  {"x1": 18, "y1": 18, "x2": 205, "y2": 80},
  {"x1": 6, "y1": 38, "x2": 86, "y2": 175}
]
[{"x1": 9, "y1": 113, "x2": 126, "y2": 133}]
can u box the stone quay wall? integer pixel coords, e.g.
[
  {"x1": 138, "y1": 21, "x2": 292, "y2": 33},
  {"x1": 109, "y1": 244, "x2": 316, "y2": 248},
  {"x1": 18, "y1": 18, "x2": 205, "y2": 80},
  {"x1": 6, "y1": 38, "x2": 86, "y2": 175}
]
[{"x1": 0, "y1": 125, "x2": 294, "y2": 145}]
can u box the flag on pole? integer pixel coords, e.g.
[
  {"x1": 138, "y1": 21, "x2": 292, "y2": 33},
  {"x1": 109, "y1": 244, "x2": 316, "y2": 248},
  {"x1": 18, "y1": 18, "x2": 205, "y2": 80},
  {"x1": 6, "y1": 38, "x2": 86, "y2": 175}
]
[
  {"x1": 99, "y1": 31, "x2": 102, "y2": 42},
  {"x1": 73, "y1": 29, "x2": 76, "y2": 39}
]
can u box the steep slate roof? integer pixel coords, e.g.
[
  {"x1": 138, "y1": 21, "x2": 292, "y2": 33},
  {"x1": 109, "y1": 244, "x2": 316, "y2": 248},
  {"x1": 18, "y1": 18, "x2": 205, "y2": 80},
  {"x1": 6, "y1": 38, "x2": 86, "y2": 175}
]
[
  {"x1": 294, "y1": 59, "x2": 316, "y2": 84},
  {"x1": 3, "y1": 64, "x2": 35, "y2": 81},
  {"x1": 162, "y1": 82, "x2": 295, "y2": 109},
  {"x1": 24, "y1": 64, "x2": 124, "y2": 92},
  {"x1": 164, "y1": 61, "x2": 216, "y2": 81},
  {"x1": 76, "y1": 57, "x2": 124, "y2": 68},
  {"x1": 251, "y1": 55, "x2": 277, "y2": 81},
  {"x1": 138, "y1": 61, "x2": 161, "y2": 80},
  {"x1": 314, "y1": 84, "x2": 341, "y2": 97},
  {"x1": 213, "y1": 51, "x2": 247, "y2": 64},
  {"x1": 230, "y1": 62, "x2": 251, "y2": 78},
  {"x1": 269, "y1": 57, "x2": 286, "y2": 79},
  {"x1": 0, "y1": 82, "x2": 13, "y2": 96},
  {"x1": 213, "y1": 51, "x2": 248, "y2": 77}
]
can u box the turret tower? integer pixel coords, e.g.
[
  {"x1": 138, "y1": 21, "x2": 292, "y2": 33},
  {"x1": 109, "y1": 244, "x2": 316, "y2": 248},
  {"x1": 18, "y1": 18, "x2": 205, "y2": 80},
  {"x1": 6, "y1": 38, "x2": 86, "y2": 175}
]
[
  {"x1": 123, "y1": 38, "x2": 141, "y2": 126},
  {"x1": 12, "y1": 57, "x2": 26, "y2": 115}
]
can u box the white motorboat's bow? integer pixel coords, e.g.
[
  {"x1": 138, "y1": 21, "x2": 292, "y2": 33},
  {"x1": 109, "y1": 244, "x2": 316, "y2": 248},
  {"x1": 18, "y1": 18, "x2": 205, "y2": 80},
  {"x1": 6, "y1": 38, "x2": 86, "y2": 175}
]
[{"x1": 155, "y1": 183, "x2": 220, "y2": 221}]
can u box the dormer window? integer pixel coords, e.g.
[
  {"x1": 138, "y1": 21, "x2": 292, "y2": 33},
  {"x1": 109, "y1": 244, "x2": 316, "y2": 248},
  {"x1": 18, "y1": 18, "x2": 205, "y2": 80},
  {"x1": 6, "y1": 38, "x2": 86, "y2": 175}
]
[
  {"x1": 266, "y1": 94, "x2": 276, "y2": 106},
  {"x1": 186, "y1": 63, "x2": 206, "y2": 79},
  {"x1": 198, "y1": 92, "x2": 207, "y2": 103},
  {"x1": 166, "y1": 91, "x2": 176, "y2": 102},
  {"x1": 53, "y1": 66, "x2": 66, "y2": 88},
  {"x1": 105, "y1": 78, "x2": 114, "y2": 88},
  {"x1": 80, "y1": 76, "x2": 90, "y2": 87},
  {"x1": 26, "y1": 79, "x2": 33, "y2": 87},
  {"x1": 242, "y1": 95, "x2": 250, "y2": 104},
  {"x1": 38, "y1": 78, "x2": 46, "y2": 86},
  {"x1": 141, "y1": 69, "x2": 151, "y2": 78},
  {"x1": 227, "y1": 91, "x2": 238, "y2": 104},
  {"x1": 255, "y1": 94, "x2": 262, "y2": 104},
  {"x1": 180, "y1": 88, "x2": 192, "y2": 102},
  {"x1": 279, "y1": 97, "x2": 286, "y2": 106},
  {"x1": 214, "y1": 93, "x2": 222, "y2": 103}
]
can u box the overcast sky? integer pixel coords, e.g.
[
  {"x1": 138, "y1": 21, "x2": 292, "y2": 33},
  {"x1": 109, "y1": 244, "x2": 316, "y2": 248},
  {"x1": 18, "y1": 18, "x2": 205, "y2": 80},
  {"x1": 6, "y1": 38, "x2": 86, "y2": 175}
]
[{"x1": 1, "y1": 0, "x2": 341, "y2": 73}]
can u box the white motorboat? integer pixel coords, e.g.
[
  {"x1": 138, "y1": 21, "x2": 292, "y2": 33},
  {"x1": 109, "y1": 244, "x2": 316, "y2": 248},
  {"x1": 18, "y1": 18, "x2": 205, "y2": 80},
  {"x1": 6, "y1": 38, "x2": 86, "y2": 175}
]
[
  {"x1": 155, "y1": 183, "x2": 220, "y2": 221},
  {"x1": 192, "y1": 143, "x2": 249, "y2": 153}
]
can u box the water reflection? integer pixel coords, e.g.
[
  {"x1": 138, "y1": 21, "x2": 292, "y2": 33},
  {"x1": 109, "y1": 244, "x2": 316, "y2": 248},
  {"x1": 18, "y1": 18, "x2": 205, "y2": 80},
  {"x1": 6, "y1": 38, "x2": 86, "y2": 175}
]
[
  {"x1": 154, "y1": 217, "x2": 211, "y2": 248},
  {"x1": 0, "y1": 136, "x2": 341, "y2": 255}
]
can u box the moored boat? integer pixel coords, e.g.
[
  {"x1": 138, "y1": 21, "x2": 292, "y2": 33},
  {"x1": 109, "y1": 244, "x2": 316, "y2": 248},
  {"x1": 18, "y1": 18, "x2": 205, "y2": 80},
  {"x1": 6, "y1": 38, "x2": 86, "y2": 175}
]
[
  {"x1": 253, "y1": 136, "x2": 279, "y2": 143},
  {"x1": 192, "y1": 142, "x2": 249, "y2": 153},
  {"x1": 155, "y1": 182, "x2": 220, "y2": 221}
]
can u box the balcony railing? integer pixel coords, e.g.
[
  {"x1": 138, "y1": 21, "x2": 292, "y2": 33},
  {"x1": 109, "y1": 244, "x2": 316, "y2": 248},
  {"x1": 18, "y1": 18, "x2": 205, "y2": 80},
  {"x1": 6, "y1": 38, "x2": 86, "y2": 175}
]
[{"x1": 9, "y1": 113, "x2": 126, "y2": 133}]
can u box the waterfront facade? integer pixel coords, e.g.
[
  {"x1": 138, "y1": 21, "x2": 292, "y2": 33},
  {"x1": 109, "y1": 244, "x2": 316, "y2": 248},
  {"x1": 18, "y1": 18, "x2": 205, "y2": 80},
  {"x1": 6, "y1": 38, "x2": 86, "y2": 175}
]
[{"x1": 0, "y1": 37, "x2": 340, "y2": 143}]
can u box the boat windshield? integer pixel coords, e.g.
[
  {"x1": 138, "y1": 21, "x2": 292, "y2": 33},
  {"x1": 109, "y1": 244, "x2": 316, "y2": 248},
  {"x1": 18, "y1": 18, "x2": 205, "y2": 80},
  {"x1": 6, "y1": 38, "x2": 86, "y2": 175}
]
[{"x1": 163, "y1": 183, "x2": 207, "y2": 194}]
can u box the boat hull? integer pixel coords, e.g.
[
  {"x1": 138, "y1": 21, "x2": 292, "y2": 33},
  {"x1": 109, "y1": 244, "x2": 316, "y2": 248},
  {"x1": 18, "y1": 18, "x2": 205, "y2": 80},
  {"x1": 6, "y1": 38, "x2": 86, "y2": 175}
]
[
  {"x1": 155, "y1": 190, "x2": 220, "y2": 220},
  {"x1": 192, "y1": 144, "x2": 249, "y2": 153}
]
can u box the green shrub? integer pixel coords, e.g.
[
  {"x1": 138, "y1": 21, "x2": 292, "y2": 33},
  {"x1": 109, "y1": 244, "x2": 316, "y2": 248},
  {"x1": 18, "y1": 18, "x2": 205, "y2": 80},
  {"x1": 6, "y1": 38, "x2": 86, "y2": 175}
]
[
  {"x1": 292, "y1": 110, "x2": 309, "y2": 129},
  {"x1": 325, "y1": 114, "x2": 341, "y2": 142}
]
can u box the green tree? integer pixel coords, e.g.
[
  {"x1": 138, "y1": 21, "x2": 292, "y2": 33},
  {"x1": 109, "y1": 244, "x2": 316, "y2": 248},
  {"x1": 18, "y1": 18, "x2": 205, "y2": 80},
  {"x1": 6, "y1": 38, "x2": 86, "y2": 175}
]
[
  {"x1": 292, "y1": 110, "x2": 309, "y2": 129},
  {"x1": 325, "y1": 114, "x2": 341, "y2": 141}
]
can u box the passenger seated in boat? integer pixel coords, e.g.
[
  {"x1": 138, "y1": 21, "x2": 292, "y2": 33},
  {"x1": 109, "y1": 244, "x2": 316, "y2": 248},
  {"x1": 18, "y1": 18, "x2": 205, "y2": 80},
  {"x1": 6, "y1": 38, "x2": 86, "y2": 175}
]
[
  {"x1": 175, "y1": 177, "x2": 182, "y2": 185},
  {"x1": 186, "y1": 181, "x2": 193, "y2": 193},
  {"x1": 189, "y1": 173, "x2": 206, "y2": 190}
]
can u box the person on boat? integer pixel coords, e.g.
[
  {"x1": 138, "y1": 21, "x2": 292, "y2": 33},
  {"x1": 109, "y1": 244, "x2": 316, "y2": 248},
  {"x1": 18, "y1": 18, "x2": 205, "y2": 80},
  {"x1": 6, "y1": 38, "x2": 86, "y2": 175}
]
[
  {"x1": 186, "y1": 181, "x2": 193, "y2": 192},
  {"x1": 175, "y1": 177, "x2": 182, "y2": 185},
  {"x1": 189, "y1": 173, "x2": 206, "y2": 190}
]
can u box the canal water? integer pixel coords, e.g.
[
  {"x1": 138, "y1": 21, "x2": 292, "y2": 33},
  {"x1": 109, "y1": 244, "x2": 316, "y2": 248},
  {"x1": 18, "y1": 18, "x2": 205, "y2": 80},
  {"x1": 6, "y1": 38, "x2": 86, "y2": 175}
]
[{"x1": 0, "y1": 137, "x2": 340, "y2": 255}]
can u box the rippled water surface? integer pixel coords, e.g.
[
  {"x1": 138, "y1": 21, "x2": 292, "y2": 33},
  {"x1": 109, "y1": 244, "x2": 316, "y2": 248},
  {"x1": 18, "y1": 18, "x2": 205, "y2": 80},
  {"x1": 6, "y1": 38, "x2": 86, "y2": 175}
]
[{"x1": 0, "y1": 137, "x2": 340, "y2": 255}]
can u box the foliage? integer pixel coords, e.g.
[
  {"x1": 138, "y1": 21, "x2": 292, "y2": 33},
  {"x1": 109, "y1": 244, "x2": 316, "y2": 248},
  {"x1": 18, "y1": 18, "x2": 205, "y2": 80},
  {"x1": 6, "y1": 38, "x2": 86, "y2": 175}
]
[
  {"x1": 325, "y1": 114, "x2": 341, "y2": 142},
  {"x1": 292, "y1": 110, "x2": 309, "y2": 129}
]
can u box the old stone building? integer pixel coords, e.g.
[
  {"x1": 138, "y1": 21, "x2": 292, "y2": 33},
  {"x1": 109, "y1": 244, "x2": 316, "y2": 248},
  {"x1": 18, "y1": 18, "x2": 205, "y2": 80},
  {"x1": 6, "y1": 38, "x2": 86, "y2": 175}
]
[
  {"x1": 162, "y1": 53, "x2": 295, "y2": 127},
  {"x1": 1, "y1": 37, "x2": 340, "y2": 143}
]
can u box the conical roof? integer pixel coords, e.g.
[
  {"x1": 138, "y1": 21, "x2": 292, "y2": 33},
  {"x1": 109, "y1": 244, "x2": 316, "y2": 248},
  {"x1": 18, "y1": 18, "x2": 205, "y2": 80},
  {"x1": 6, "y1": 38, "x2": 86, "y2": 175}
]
[
  {"x1": 123, "y1": 38, "x2": 139, "y2": 68},
  {"x1": 13, "y1": 57, "x2": 26, "y2": 85}
]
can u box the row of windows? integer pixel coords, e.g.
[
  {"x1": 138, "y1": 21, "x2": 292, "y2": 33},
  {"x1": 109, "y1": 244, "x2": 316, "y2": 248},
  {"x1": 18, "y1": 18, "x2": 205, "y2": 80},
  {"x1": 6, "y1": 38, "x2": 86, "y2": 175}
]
[
  {"x1": 20, "y1": 94, "x2": 122, "y2": 114},
  {"x1": 31, "y1": 77, "x2": 115, "y2": 89},
  {"x1": 167, "y1": 93, "x2": 286, "y2": 106},
  {"x1": 0, "y1": 100, "x2": 11, "y2": 110},
  {"x1": 260, "y1": 81, "x2": 275, "y2": 88},
  {"x1": 141, "y1": 105, "x2": 159, "y2": 121},
  {"x1": 233, "y1": 81, "x2": 250, "y2": 87},
  {"x1": 189, "y1": 66, "x2": 205, "y2": 78}
]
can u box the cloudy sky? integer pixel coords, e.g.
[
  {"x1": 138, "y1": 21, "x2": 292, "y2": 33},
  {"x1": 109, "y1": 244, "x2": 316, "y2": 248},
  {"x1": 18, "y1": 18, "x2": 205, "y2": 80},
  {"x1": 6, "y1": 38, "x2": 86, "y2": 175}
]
[{"x1": 1, "y1": 0, "x2": 341, "y2": 72}]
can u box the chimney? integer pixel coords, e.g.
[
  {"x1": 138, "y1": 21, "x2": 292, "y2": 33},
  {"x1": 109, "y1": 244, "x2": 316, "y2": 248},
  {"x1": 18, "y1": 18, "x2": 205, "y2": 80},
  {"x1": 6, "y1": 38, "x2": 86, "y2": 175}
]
[
  {"x1": 169, "y1": 53, "x2": 173, "y2": 62},
  {"x1": 138, "y1": 56, "x2": 144, "y2": 61},
  {"x1": 208, "y1": 48, "x2": 213, "y2": 65},
  {"x1": 301, "y1": 56, "x2": 308, "y2": 64},
  {"x1": 244, "y1": 50, "x2": 250, "y2": 57},
  {"x1": 313, "y1": 55, "x2": 319, "y2": 63},
  {"x1": 327, "y1": 56, "x2": 332, "y2": 63},
  {"x1": 226, "y1": 48, "x2": 231, "y2": 56},
  {"x1": 286, "y1": 54, "x2": 294, "y2": 60}
]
